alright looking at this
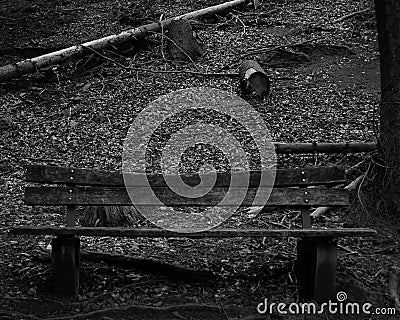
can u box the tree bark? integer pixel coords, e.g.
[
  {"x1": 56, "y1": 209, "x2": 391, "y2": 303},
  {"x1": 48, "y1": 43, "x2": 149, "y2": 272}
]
[
  {"x1": 0, "y1": 0, "x2": 250, "y2": 82},
  {"x1": 374, "y1": 0, "x2": 400, "y2": 215}
]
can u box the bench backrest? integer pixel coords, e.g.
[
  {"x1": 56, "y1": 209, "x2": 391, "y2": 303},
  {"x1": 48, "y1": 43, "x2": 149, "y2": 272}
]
[{"x1": 25, "y1": 165, "x2": 348, "y2": 207}]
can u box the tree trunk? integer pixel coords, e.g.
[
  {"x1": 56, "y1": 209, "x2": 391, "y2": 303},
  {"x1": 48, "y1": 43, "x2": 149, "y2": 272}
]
[{"x1": 373, "y1": 0, "x2": 400, "y2": 215}]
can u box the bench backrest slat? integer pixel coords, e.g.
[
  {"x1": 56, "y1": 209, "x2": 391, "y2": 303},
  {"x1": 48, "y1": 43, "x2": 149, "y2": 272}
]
[
  {"x1": 26, "y1": 165, "x2": 346, "y2": 187},
  {"x1": 25, "y1": 186, "x2": 349, "y2": 207}
]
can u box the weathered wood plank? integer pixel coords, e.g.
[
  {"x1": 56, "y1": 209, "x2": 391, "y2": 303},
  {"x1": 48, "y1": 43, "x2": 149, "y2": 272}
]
[
  {"x1": 11, "y1": 226, "x2": 378, "y2": 238},
  {"x1": 275, "y1": 142, "x2": 377, "y2": 154},
  {"x1": 24, "y1": 187, "x2": 349, "y2": 206},
  {"x1": 26, "y1": 165, "x2": 124, "y2": 186},
  {"x1": 26, "y1": 165, "x2": 345, "y2": 187}
]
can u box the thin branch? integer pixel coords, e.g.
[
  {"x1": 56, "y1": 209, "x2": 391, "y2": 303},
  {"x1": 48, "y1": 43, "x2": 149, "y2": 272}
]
[
  {"x1": 310, "y1": 175, "x2": 364, "y2": 218},
  {"x1": 331, "y1": 7, "x2": 372, "y2": 24},
  {"x1": 79, "y1": 46, "x2": 294, "y2": 79},
  {"x1": 337, "y1": 244, "x2": 358, "y2": 254},
  {"x1": 148, "y1": 30, "x2": 199, "y2": 68},
  {"x1": 159, "y1": 14, "x2": 167, "y2": 61},
  {"x1": 129, "y1": 67, "x2": 237, "y2": 77},
  {"x1": 242, "y1": 36, "x2": 326, "y2": 58},
  {"x1": 42, "y1": 303, "x2": 226, "y2": 320},
  {"x1": 82, "y1": 46, "x2": 129, "y2": 69}
]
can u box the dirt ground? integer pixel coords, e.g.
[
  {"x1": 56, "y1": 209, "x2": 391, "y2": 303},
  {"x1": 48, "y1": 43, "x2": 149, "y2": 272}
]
[{"x1": 0, "y1": 0, "x2": 399, "y2": 319}]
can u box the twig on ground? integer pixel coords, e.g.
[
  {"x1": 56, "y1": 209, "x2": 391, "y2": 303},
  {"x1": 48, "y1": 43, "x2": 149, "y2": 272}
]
[
  {"x1": 148, "y1": 31, "x2": 200, "y2": 68},
  {"x1": 346, "y1": 158, "x2": 368, "y2": 175},
  {"x1": 267, "y1": 221, "x2": 289, "y2": 229},
  {"x1": 71, "y1": 279, "x2": 162, "y2": 306},
  {"x1": 60, "y1": 7, "x2": 85, "y2": 11},
  {"x1": 216, "y1": 36, "x2": 326, "y2": 71},
  {"x1": 331, "y1": 8, "x2": 372, "y2": 24},
  {"x1": 129, "y1": 67, "x2": 238, "y2": 77},
  {"x1": 41, "y1": 304, "x2": 230, "y2": 320},
  {"x1": 357, "y1": 160, "x2": 373, "y2": 214},
  {"x1": 231, "y1": 8, "x2": 279, "y2": 17},
  {"x1": 82, "y1": 46, "x2": 129, "y2": 69},
  {"x1": 230, "y1": 13, "x2": 247, "y2": 35},
  {"x1": 159, "y1": 14, "x2": 167, "y2": 61},
  {"x1": 338, "y1": 244, "x2": 357, "y2": 254},
  {"x1": 311, "y1": 174, "x2": 364, "y2": 218},
  {"x1": 242, "y1": 36, "x2": 326, "y2": 58},
  {"x1": 220, "y1": 303, "x2": 230, "y2": 320},
  {"x1": 172, "y1": 311, "x2": 189, "y2": 320},
  {"x1": 81, "y1": 42, "x2": 297, "y2": 80}
]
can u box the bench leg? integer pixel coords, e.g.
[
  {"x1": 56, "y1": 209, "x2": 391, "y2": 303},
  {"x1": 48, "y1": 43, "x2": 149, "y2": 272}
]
[
  {"x1": 295, "y1": 237, "x2": 337, "y2": 303},
  {"x1": 51, "y1": 236, "x2": 80, "y2": 299}
]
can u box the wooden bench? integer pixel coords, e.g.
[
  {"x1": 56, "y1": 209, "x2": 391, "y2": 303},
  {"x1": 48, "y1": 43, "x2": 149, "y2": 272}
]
[{"x1": 11, "y1": 165, "x2": 377, "y2": 302}]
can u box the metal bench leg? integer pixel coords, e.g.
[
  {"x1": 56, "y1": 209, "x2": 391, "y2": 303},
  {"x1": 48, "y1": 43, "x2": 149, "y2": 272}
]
[
  {"x1": 295, "y1": 237, "x2": 337, "y2": 303},
  {"x1": 51, "y1": 236, "x2": 80, "y2": 299}
]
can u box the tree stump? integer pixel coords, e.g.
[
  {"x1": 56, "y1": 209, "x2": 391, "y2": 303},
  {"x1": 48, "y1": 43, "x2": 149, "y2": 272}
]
[
  {"x1": 239, "y1": 60, "x2": 270, "y2": 97},
  {"x1": 167, "y1": 19, "x2": 204, "y2": 62}
]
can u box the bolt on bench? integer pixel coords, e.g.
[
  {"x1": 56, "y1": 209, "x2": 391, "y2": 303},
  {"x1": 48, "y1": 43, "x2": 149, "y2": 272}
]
[{"x1": 11, "y1": 165, "x2": 377, "y2": 302}]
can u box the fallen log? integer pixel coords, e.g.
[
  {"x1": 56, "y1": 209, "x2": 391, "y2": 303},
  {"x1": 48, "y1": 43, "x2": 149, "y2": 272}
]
[
  {"x1": 239, "y1": 60, "x2": 270, "y2": 97},
  {"x1": 0, "y1": 0, "x2": 250, "y2": 82}
]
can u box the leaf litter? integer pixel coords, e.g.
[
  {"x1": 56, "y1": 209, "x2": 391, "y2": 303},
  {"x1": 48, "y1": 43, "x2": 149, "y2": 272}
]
[{"x1": 0, "y1": 0, "x2": 398, "y2": 319}]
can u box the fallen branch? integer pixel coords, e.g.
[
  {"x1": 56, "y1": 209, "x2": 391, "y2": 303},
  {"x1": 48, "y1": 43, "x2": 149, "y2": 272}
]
[
  {"x1": 310, "y1": 175, "x2": 364, "y2": 218},
  {"x1": 331, "y1": 7, "x2": 372, "y2": 24},
  {"x1": 42, "y1": 303, "x2": 235, "y2": 320},
  {"x1": 0, "y1": 0, "x2": 251, "y2": 82},
  {"x1": 35, "y1": 250, "x2": 215, "y2": 283},
  {"x1": 130, "y1": 67, "x2": 238, "y2": 77},
  {"x1": 337, "y1": 244, "x2": 357, "y2": 254},
  {"x1": 241, "y1": 36, "x2": 326, "y2": 59},
  {"x1": 78, "y1": 37, "x2": 237, "y2": 77}
]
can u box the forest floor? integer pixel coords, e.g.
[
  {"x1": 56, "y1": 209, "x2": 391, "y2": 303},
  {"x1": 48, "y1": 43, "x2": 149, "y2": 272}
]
[{"x1": 0, "y1": 0, "x2": 399, "y2": 319}]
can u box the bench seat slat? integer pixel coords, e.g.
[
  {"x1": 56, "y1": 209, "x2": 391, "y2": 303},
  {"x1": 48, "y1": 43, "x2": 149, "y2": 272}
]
[
  {"x1": 11, "y1": 226, "x2": 377, "y2": 238},
  {"x1": 25, "y1": 187, "x2": 349, "y2": 207},
  {"x1": 26, "y1": 165, "x2": 346, "y2": 187}
]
